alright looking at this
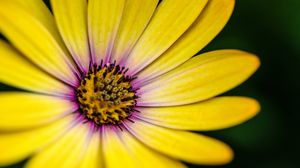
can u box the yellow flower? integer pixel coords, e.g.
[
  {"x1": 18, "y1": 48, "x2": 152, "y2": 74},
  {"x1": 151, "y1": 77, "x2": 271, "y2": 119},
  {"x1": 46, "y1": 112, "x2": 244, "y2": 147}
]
[{"x1": 0, "y1": 0, "x2": 260, "y2": 167}]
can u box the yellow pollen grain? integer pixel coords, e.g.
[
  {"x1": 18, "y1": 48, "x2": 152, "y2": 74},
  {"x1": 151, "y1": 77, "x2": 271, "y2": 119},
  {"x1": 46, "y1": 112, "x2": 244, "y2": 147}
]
[{"x1": 76, "y1": 65, "x2": 136, "y2": 125}]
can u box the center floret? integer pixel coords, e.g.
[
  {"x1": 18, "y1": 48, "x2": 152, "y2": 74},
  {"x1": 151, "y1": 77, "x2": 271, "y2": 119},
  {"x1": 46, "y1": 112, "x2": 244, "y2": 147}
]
[{"x1": 76, "y1": 63, "x2": 137, "y2": 125}]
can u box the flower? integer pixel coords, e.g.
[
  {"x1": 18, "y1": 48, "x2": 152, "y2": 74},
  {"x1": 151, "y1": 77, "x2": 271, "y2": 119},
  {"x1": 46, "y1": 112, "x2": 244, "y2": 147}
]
[{"x1": 0, "y1": 0, "x2": 260, "y2": 167}]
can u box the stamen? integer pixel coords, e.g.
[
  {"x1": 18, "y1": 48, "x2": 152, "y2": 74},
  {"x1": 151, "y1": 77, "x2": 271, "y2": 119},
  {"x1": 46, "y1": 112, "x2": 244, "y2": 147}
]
[{"x1": 76, "y1": 62, "x2": 137, "y2": 125}]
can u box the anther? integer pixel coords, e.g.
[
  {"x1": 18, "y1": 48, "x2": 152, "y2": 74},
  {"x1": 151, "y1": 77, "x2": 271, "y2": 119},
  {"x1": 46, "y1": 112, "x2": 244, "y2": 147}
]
[{"x1": 76, "y1": 62, "x2": 138, "y2": 126}]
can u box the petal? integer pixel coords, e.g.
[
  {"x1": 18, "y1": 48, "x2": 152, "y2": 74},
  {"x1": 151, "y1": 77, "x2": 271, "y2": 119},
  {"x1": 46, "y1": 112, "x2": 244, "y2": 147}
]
[
  {"x1": 78, "y1": 132, "x2": 103, "y2": 168},
  {"x1": 25, "y1": 123, "x2": 91, "y2": 168},
  {"x1": 136, "y1": 96, "x2": 260, "y2": 131},
  {"x1": 0, "y1": 40, "x2": 73, "y2": 96},
  {"x1": 119, "y1": 130, "x2": 187, "y2": 168},
  {"x1": 88, "y1": 0, "x2": 125, "y2": 63},
  {"x1": 102, "y1": 126, "x2": 185, "y2": 168},
  {"x1": 0, "y1": 92, "x2": 78, "y2": 130},
  {"x1": 0, "y1": 0, "x2": 78, "y2": 85},
  {"x1": 51, "y1": 0, "x2": 90, "y2": 72},
  {"x1": 102, "y1": 126, "x2": 136, "y2": 168},
  {"x1": 124, "y1": 0, "x2": 208, "y2": 75},
  {"x1": 110, "y1": 0, "x2": 159, "y2": 65},
  {"x1": 125, "y1": 120, "x2": 233, "y2": 165},
  {"x1": 136, "y1": 0, "x2": 235, "y2": 84},
  {"x1": 138, "y1": 50, "x2": 260, "y2": 106},
  {"x1": 0, "y1": 115, "x2": 75, "y2": 166}
]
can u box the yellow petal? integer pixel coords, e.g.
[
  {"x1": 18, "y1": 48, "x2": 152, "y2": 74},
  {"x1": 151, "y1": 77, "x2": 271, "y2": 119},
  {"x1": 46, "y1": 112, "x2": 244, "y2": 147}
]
[
  {"x1": 25, "y1": 123, "x2": 91, "y2": 168},
  {"x1": 124, "y1": 0, "x2": 208, "y2": 75},
  {"x1": 78, "y1": 132, "x2": 103, "y2": 168},
  {"x1": 102, "y1": 126, "x2": 136, "y2": 168},
  {"x1": 111, "y1": 0, "x2": 159, "y2": 65},
  {"x1": 103, "y1": 126, "x2": 185, "y2": 168},
  {"x1": 136, "y1": 96, "x2": 260, "y2": 131},
  {"x1": 0, "y1": 115, "x2": 75, "y2": 166},
  {"x1": 88, "y1": 0, "x2": 125, "y2": 63},
  {"x1": 126, "y1": 120, "x2": 233, "y2": 165},
  {"x1": 138, "y1": 50, "x2": 260, "y2": 106},
  {"x1": 0, "y1": 0, "x2": 78, "y2": 85},
  {"x1": 0, "y1": 92, "x2": 78, "y2": 130},
  {"x1": 137, "y1": 0, "x2": 235, "y2": 84},
  {"x1": 119, "y1": 130, "x2": 187, "y2": 168},
  {"x1": 0, "y1": 40, "x2": 72, "y2": 95},
  {"x1": 51, "y1": 0, "x2": 90, "y2": 72}
]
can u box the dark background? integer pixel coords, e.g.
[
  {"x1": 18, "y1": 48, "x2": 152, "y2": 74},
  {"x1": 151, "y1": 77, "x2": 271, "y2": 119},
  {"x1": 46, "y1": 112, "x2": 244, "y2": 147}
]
[{"x1": 1, "y1": 0, "x2": 300, "y2": 167}]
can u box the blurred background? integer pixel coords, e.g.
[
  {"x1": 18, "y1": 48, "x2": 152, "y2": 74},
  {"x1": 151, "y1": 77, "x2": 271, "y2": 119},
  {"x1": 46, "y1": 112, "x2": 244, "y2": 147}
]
[{"x1": 1, "y1": 0, "x2": 300, "y2": 167}]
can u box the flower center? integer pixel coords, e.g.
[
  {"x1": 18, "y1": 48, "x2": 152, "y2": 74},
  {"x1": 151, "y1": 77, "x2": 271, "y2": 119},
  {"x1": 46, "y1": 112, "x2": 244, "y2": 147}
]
[{"x1": 76, "y1": 63, "x2": 137, "y2": 125}]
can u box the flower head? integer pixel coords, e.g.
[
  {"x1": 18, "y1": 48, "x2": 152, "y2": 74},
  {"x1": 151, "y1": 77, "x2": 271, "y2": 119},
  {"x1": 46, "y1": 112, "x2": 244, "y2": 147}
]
[{"x1": 0, "y1": 0, "x2": 260, "y2": 167}]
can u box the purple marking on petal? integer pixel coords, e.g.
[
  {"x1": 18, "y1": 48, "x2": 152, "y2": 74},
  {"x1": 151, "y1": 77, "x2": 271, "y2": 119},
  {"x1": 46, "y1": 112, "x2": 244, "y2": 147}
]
[
  {"x1": 73, "y1": 111, "x2": 85, "y2": 121},
  {"x1": 65, "y1": 55, "x2": 83, "y2": 84},
  {"x1": 131, "y1": 113, "x2": 144, "y2": 121},
  {"x1": 127, "y1": 114, "x2": 138, "y2": 123},
  {"x1": 86, "y1": 35, "x2": 96, "y2": 66},
  {"x1": 122, "y1": 119, "x2": 140, "y2": 135},
  {"x1": 131, "y1": 74, "x2": 158, "y2": 88},
  {"x1": 126, "y1": 62, "x2": 147, "y2": 77},
  {"x1": 67, "y1": 88, "x2": 77, "y2": 99},
  {"x1": 72, "y1": 101, "x2": 80, "y2": 110},
  {"x1": 135, "y1": 99, "x2": 159, "y2": 107},
  {"x1": 103, "y1": 42, "x2": 115, "y2": 64},
  {"x1": 130, "y1": 110, "x2": 162, "y2": 128},
  {"x1": 135, "y1": 89, "x2": 146, "y2": 98},
  {"x1": 118, "y1": 57, "x2": 127, "y2": 67},
  {"x1": 67, "y1": 47, "x2": 87, "y2": 75},
  {"x1": 135, "y1": 74, "x2": 169, "y2": 96},
  {"x1": 71, "y1": 115, "x2": 87, "y2": 129},
  {"x1": 87, "y1": 122, "x2": 99, "y2": 134},
  {"x1": 131, "y1": 78, "x2": 142, "y2": 87},
  {"x1": 74, "y1": 55, "x2": 88, "y2": 74},
  {"x1": 102, "y1": 125, "x2": 116, "y2": 134},
  {"x1": 88, "y1": 38, "x2": 97, "y2": 66},
  {"x1": 131, "y1": 79, "x2": 150, "y2": 92},
  {"x1": 45, "y1": 67, "x2": 77, "y2": 89},
  {"x1": 129, "y1": 113, "x2": 149, "y2": 123},
  {"x1": 36, "y1": 89, "x2": 75, "y2": 102},
  {"x1": 73, "y1": 112, "x2": 101, "y2": 129},
  {"x1": 45, "y1": 103, "x2": 79, "y2": 125},
  {"x1": 51, "y1": 88, "x2": 77, "y2": 103},
  {"x1": 116, "y1": 48, "x2": 132, "y2": 67}
]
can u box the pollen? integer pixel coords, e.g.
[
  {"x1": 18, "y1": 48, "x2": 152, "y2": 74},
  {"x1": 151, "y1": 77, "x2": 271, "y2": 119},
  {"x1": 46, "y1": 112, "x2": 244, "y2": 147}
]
[{"x1": 76, "y1": 63, "x2": 137, "y2": 125}]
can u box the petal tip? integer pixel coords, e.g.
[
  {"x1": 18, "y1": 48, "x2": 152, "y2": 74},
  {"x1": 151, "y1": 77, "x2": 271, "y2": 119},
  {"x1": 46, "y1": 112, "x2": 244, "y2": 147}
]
[
  {"x1": 229, "y1": 49, "x2": 261, "y2": 75},
  {"x1": 245, "y1": 97, "x2": 261, "y2": 118},
  {"x1": 249, "y1": 54, "x2": 261, "y2": 71},
  {"x1": 200, "y1": 141, "x2": 234, "y2": 166},
  {"x1": 226, "y1": 96, "x2": 261, "y2": 127},
  {"x1": 210, "y1": 142, "x2": 234, "y2": 166},
  {"x1": 240, "y1": 50, "x2": 261, "y2": 71},
  {"x1": 219, "y1": 145, "x2": 234, "y2": 165}
]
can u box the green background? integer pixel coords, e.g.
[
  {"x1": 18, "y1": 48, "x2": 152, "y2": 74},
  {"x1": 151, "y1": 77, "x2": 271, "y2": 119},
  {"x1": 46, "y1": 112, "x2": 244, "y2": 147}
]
[{"x1": 1, "y1": 0, "x2": 300, "y2": 167}]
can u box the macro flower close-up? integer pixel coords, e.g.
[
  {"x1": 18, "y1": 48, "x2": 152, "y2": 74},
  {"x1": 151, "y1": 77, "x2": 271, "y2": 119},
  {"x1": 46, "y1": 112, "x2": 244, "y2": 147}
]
[{"x1": 0, "y1": 0, "x2": 261, "y2": 168}]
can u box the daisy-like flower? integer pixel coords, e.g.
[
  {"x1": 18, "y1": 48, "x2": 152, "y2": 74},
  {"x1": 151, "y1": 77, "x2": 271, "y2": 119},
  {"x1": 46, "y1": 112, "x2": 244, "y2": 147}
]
[{"x1": 0, "y1": 0, "x2": 260, "y2": 167}]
